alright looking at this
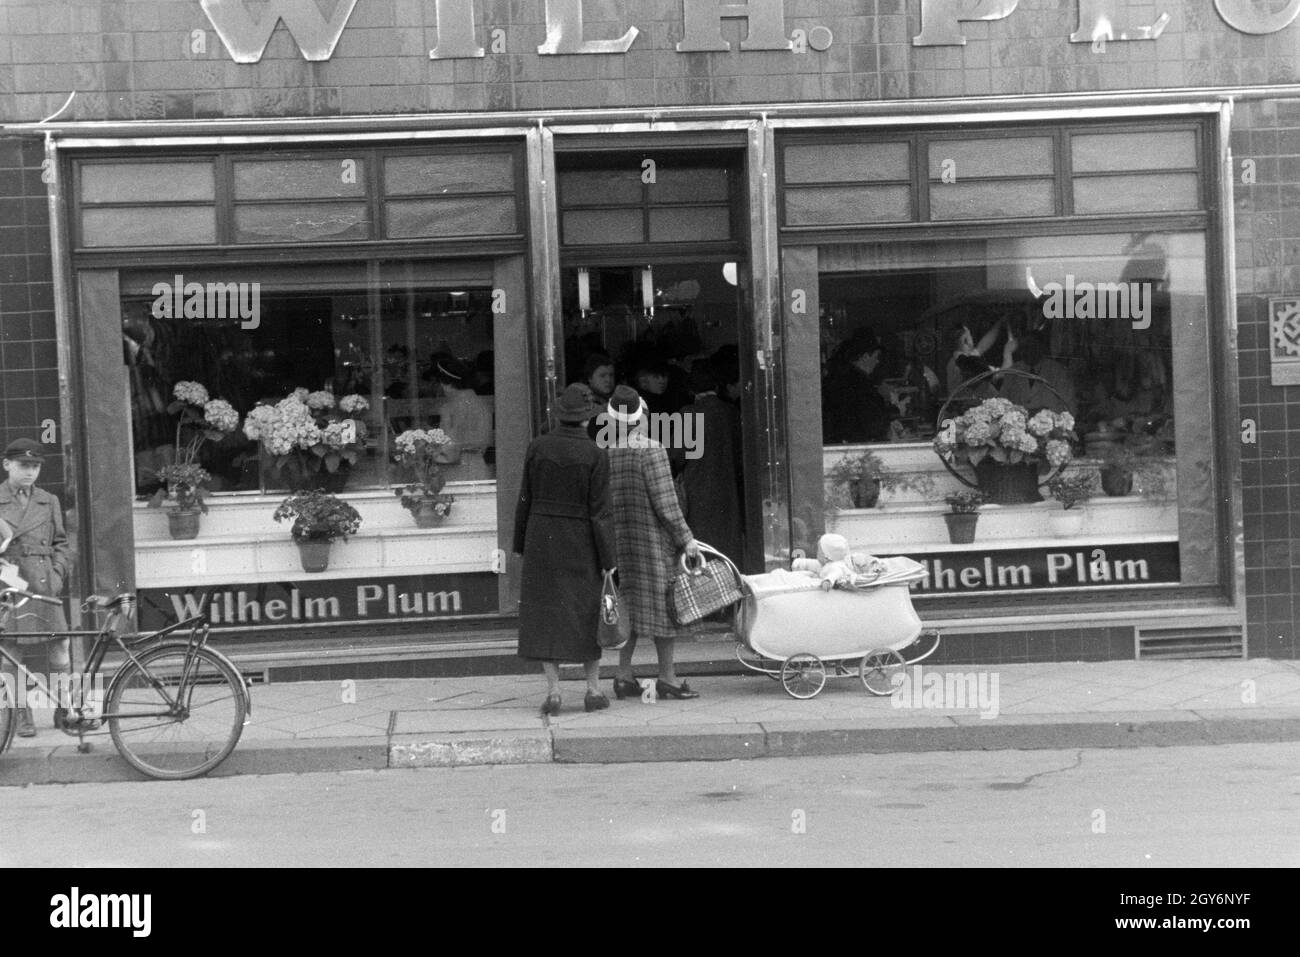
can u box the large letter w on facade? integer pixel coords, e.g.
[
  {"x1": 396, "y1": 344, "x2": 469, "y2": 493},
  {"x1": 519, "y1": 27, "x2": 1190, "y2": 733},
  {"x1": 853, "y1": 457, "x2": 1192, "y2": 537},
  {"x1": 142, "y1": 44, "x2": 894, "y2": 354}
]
[{"x1": 201, "y1": 0, "x2": 358, "y2": 63}]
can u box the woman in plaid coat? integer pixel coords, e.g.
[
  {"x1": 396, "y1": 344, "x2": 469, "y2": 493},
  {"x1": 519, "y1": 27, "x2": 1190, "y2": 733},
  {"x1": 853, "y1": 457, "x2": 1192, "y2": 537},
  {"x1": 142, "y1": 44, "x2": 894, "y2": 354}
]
[{"x1": 602, "y1": 386, "x2": 702, "y2": 700}]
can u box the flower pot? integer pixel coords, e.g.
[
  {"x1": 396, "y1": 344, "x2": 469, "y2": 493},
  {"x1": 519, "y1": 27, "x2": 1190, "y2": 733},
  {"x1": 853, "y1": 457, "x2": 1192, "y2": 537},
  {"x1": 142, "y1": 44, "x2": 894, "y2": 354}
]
[
  {"x1": 974, "y1": 459, "x2": 1042, "y2": 504},
  {"x1": 296, "y1": 540, "x2": 332, "y2": 573},
  {"x1": 850, "y1": 477, "x2": 882, "y2": 509},
  {"x1": 167, "y1": 508, "x2": 202, "y2": 540},
  {"x1": 1100, "y1": 466, "x2": 1134, "y2": 497},
  {"x1": 1048, "y1": 509, "x2": 1086, "y2": 538},
  {"x1": 943, "y1": 512, "x2": 979, "y2": 544},
  {"x1": 412, "y1": 497, "x2": 454, "y2": 528}
]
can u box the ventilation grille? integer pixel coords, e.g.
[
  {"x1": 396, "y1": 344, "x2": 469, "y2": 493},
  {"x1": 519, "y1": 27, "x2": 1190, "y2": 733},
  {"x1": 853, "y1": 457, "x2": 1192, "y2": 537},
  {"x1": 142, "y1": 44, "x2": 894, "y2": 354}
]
[{"x1": 1137, "y1": 625, "x2": 1244, "y2": 660}]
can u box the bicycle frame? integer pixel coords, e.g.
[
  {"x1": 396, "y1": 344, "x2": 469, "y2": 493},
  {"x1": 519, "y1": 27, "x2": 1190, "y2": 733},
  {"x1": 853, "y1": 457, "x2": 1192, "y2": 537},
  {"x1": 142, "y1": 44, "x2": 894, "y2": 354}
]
[{"x1": 0, "y1": 604, "x2": 214, "y2": 726}]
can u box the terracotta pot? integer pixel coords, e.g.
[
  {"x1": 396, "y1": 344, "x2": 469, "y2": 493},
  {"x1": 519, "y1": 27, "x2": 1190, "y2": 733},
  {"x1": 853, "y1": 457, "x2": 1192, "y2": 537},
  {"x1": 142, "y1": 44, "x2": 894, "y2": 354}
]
[
  {"x1": 296, "y1": 540, "x2": 332, "y2": 573},
  {"x1": 167, "y1": 508, "x2": 201, "y2": 540},
  {"x1": 850, "y1": 478, "x2": 882, "y2": 509},
  {"x1": 943, "y1": 512, "x2": 979, "y2": 544},
  {"x1": 974, "y1": 459, "x2": 1042, "y2": 504},
  {"x1": 1100, "y1": 466, "x2": 1134, "y2": 497}
]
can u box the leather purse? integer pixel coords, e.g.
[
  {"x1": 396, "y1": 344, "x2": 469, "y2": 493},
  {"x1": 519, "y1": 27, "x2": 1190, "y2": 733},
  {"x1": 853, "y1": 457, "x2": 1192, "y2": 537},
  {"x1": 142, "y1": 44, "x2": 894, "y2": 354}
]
[
  {"x1": 668, "y1": 549, "x2": 743, "y2": 626},
  {"x1": 597, "y1": 569, "x2": 630, "y2": 649}
]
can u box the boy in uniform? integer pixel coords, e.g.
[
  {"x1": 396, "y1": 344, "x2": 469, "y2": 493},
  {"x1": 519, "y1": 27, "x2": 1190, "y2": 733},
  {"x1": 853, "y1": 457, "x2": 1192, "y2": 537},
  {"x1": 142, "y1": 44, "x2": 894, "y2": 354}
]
[{"x1": 0, "y1": 438, "x2": 73, "y2": 737}]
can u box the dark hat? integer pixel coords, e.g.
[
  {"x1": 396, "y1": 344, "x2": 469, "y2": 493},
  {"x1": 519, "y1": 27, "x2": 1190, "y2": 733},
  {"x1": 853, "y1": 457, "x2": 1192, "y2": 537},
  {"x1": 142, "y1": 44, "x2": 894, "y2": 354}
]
[
  {"x1": 607, "y1": 384, "x2": 646, "y2": 424},
  {"x1": 554, "y1": 383, "x2": 597, "y2": 423},
  {"x1": 3, "y1": 438, "x2": 46, "y2": 463},
  {"x1": 837, "y1": 328, "x2": 882, "y2": 363}
]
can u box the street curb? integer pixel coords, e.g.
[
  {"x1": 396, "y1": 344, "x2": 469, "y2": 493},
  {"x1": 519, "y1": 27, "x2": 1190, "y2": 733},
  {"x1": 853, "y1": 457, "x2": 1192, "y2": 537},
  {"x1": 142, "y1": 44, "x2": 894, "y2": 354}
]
[{"x1": 7, "y1": 710, "x2": 1300, "y2": 785}]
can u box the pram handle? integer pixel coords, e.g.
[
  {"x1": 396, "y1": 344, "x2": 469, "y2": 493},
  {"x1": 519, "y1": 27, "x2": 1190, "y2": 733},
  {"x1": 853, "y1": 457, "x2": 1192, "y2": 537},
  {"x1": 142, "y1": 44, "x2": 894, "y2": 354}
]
[{"x1": 680, "y1": 541, "x2": 744, "y2": 582}]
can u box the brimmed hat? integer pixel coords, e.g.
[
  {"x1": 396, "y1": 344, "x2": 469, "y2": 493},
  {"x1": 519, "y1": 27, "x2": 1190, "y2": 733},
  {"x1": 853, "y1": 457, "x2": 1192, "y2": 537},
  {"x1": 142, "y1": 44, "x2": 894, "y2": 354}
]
[
  {"x1": 2, "y1": 438, "x2": 45, "y2": 463},
  {"x1": 606, "y1": 385, "x2": 646, "y2": 424},
  {"x1": 554, "y1": 383, "x2": 597, "y2": 423}
]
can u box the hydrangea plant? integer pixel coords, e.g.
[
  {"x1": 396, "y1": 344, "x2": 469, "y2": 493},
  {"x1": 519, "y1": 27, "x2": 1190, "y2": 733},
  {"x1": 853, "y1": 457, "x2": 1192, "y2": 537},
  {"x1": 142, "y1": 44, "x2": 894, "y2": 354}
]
[{"x1": 934, "y1": 397, "x2": 1077, "y2": 472}]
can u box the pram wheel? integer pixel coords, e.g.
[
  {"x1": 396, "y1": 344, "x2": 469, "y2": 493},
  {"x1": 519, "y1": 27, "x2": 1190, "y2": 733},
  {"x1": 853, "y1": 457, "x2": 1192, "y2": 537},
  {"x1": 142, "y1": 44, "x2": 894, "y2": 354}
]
[
  {"x1": 860, "y1": 648, "x2": 905, "y2": 697},
  {"x1": 780, "y1": 654, "x2": 826, "y2": 699}
]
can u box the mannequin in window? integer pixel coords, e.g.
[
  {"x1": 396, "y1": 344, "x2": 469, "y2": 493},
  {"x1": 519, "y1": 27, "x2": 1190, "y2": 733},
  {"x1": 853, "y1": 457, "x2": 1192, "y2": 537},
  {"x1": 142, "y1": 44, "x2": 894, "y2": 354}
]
[
  {"x1": 430, "y1": 355, "x2": 494, "y2": 480},
  {"x1": 945, "y1": 319, "x2": 1016, "y2": 411}
]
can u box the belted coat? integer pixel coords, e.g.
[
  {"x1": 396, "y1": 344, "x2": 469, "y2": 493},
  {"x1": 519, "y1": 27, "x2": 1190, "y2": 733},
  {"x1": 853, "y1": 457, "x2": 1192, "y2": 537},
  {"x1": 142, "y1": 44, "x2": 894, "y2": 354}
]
[
  {"x1": 513, "y1": 424, "x2": 617, "y2": 662},
  {"x1": 0, "y1": 483, "x2": 72, "y2": 642}
]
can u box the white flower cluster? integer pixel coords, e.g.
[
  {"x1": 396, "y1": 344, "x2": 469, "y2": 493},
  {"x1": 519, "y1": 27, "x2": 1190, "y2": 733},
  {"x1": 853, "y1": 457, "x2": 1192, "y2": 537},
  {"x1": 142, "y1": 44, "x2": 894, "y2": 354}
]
[
  {"x1": 203, "y1": 398, "x2": 240, "y2": 433},
  {"x1": 243, "y1": 395, "x2": 320, "y2": 455},
  {"x1": 394, "y1": 428, "x2": 451, "y2": 459},
  {"x1": 935, "y1": 396, "x2": 1075, "y2": 466},
  {"x1": 306, "y1": 390, "x2": 335, "y2": 411},
  {"x1": 338, "y1": 394, "x2": 369, "y2": 414},
  {"x1": 320, "y1": 420, "x2": 358, "y2": 449},
  {"x1": 173, "y1": 381, "x2": 209, "y2": 406}
]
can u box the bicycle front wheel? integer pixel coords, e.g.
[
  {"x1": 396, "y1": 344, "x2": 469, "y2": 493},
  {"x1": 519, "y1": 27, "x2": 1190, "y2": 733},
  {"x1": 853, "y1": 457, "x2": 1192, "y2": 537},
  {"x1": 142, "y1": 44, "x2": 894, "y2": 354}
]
[{"x1": 106, "y1": 643, "x2": 247, "y2": 780}]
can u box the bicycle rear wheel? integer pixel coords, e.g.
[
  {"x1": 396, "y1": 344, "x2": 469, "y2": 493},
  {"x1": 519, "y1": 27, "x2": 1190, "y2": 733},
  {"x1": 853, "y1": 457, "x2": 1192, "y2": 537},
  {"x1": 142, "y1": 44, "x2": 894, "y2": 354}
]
[{"x1": 106, "y1": 643, "x2": 247, "y2": 780}]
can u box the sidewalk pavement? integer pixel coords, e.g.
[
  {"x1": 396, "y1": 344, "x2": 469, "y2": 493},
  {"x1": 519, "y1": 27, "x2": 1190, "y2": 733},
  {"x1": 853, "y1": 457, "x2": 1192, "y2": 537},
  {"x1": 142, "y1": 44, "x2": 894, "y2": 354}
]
[{"x1": 5, "y1": 651, "x2": 1300, "y2": 786}]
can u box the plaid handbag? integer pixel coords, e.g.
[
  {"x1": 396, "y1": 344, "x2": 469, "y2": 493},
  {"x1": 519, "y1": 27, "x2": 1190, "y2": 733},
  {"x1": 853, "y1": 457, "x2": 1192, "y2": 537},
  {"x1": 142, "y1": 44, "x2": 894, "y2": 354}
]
[{"x1": 668, "y1": 547, "x2": 743, "y2": 626}]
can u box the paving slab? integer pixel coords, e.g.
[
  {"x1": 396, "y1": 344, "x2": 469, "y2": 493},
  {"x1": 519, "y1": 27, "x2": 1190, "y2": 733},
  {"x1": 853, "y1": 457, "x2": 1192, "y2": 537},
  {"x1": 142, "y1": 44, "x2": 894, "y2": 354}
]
[{"x1": 389, "y1": 730, "x2": 552, "y2": 767}]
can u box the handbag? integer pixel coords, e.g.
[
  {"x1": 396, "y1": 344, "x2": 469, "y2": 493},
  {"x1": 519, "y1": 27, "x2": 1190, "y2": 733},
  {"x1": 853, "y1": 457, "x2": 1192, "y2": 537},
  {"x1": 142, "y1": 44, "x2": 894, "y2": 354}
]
[
  {"x1": 668, "y1": 546, "x2": 744, "y2": 626},
  {"x1": 597, "y1": 569, "x2": 631, "y2": 649}
]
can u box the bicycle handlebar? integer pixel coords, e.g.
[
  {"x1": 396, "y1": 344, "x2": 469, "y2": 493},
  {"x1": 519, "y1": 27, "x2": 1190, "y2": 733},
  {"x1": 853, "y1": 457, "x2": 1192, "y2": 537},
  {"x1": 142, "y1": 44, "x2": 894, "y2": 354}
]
[{"x1": 0, "y1": 586, "x2": 64, "y2": 606}]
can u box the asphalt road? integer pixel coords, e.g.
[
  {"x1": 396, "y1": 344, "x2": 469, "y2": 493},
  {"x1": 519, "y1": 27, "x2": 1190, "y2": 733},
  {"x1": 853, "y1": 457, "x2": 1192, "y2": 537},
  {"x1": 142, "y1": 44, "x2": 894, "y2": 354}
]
[{"x1": 2, "y1": 744, "x2": 1298, "y2": 868}]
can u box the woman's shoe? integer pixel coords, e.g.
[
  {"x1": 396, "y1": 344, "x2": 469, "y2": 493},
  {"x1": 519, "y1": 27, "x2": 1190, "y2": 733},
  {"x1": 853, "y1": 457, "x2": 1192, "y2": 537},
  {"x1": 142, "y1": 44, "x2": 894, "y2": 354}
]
[
  {"x1": 612, "y1": 677, "x2": 642, "y2": 700},
  {"x1": 584, "y1": 691, "x2": 610, "y2": 713},
  {"x1": 655, "y1": 679, "x2": 700, "y2": 700},
  {"x1": 540, "y1": 693, "x2": 562, "y2": 716}
]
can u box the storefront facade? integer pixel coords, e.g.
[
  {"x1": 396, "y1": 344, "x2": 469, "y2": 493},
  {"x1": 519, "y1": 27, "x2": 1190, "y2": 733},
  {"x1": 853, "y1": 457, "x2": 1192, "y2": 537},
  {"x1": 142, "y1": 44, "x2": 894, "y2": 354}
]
[{"x1": 0, "y1": 0, "x2": 1296, "y2": 662}]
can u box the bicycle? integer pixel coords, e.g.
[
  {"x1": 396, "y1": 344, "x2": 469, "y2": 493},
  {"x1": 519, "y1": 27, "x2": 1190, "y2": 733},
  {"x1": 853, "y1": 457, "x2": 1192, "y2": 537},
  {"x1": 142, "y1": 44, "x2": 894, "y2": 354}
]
[{"x1": 0, "y1": 587, "x2": 250, "y2": 780}]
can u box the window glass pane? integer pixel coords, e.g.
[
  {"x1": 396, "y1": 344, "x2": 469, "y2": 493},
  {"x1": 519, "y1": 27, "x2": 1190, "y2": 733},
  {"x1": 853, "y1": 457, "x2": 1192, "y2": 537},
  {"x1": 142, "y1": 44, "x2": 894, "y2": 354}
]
[
  {"x1": 81, "y1": 162, "x2": 215, "y2": 204},
  {"x1": 927, "y1": 137, "x2": 1053, "y2": 179},
  {"x1": 816, "y1": 231, "x2": 1208, "y2": 586},
  {"x1": 233, "y1": 203, "x2": 371, "y2": 243},
  {"x1": 1073, "y1": 173, "x2": 1200, "y2": 214},
  {"x1": 784, "y1": 142, "x2": 910, "y2": 183},
  {"x1": 648, "y1": 207, "x2": 731, "y2": 243},
  {"x1": 785, "y1": 185, "x2": 911, "y2": 226},
  {"x1": 386, "y1": 196, "x2": 518, "y2": 239},
  {"x1": 385, "y1": 153, "x2": 515, "y2": 196},
  {"x1": 930, "y1": 180, "x2": 1055, "y2": 220},
  {"x1": 1071, "y1": 131, "x2": 1197, "y2": 172},
  {"x1": 649, "y1": 167, "x2": 730, "y2": 204},
  {"x1": 82, "y1": 206, "x2": 216, "y2": 247},
  {"x1": 233, "y1": 159, "x2": 367, "y2": 200},
  {"x1": 561, "y1": 208, "x2": 644, "y2": 245},
  {"x1": 558, "y1": 168, "x2": 643, "y2": 206}
]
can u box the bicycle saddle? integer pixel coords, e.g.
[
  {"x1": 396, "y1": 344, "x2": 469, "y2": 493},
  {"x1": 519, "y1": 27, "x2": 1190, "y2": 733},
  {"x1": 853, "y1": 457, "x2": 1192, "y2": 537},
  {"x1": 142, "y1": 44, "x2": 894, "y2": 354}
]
[{"x1": 81, "y1": 593, "x2": 136, "y2": 612}]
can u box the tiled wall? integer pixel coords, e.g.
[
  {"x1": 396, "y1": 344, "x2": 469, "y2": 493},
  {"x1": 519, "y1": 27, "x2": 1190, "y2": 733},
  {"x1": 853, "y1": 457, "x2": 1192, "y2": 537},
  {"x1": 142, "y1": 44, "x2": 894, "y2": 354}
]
[
  {"x1": 1, "y1": 1, "x2": 1298, "y2": 121},
  {"x1": 0, "y1": 135, "x2": 63, "y2": 498},
  {"x1": 1233, "y1": 98, "x2": 1300, "y2": 661}
]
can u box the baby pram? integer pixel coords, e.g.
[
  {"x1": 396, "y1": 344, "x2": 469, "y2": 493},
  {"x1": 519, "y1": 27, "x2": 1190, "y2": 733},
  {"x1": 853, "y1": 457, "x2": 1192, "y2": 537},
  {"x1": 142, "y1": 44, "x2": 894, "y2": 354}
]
[{"x1": 700, "y1": 544, "x2": 941, "y2": 699}]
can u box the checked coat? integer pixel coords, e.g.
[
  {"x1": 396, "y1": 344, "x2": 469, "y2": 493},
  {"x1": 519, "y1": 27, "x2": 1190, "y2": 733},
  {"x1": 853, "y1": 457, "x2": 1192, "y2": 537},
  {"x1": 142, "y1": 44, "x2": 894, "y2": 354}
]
[
  {"x1": 607, "y1": 431, "x2": 697, "y2": 639},
  {"x1": 0, "y1": 483, "x2": 72, "y2": 642}
]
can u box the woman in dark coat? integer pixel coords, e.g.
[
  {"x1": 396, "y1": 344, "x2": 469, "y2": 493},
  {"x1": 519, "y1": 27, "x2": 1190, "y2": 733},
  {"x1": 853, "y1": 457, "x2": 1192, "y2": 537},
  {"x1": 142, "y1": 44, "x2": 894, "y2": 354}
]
[
  {"x1": 604, "y1": 386, "x2": 703, "y2": 701},
  {"x1": 513, "y1": 384, "x2": 617, "y2": 715}
]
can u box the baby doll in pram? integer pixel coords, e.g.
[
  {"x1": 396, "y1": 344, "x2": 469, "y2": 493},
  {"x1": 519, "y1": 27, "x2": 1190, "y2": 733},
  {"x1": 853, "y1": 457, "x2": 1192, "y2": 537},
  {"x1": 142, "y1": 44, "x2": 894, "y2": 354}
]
[{"x1": 790, "y1": 533, "x2": 886, "y2": 591}]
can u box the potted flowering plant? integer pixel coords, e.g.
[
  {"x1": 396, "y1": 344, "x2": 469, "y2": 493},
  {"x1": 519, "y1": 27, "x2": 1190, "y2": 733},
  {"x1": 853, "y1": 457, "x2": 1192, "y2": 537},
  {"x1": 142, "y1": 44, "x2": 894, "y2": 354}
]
[
  {"x1": 933, "y1": 397, "x2": 1076, "y2": 504},
  {"x1": 943, "y1": 490, "x2": 985, "y2": 544},
  {"x1": 826, "y1": 449, "x2": 935, "y2": 509},
  {"x1": 392, "y1": 428, "x2": 456, "y2": 527},
  {"x1": 273, "y1": 490, "x2": 363, "y2": 573},
  {"x1": 1046, "y1": 472, "x2": 1096, "y2": 537},
  {"x1": 146, "y1": 381, "x2": 241, "y2": 539},
  {"x1": 243, "y1": 388, "x2": 370, "y2": 491}
]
